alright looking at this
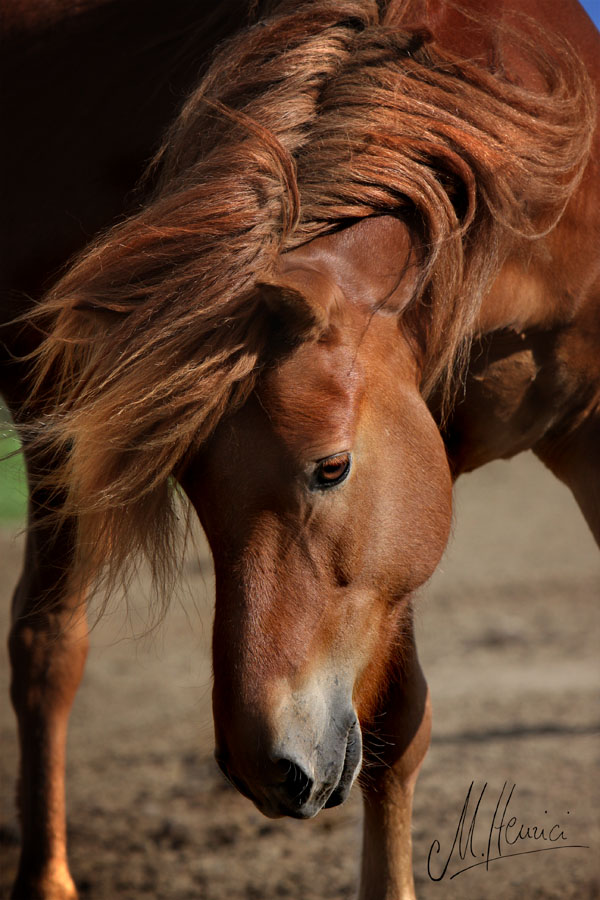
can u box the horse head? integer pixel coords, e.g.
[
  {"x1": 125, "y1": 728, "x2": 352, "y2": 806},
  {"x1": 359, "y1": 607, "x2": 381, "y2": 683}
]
[{"x1": 183, "y1": 216, "x2": 453, "y2": 818}]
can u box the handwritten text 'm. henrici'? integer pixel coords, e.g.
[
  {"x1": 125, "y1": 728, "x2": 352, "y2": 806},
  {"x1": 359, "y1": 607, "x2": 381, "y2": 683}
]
[{"x1": 427, "y1": 781, "x2": 589, "y2": 881}]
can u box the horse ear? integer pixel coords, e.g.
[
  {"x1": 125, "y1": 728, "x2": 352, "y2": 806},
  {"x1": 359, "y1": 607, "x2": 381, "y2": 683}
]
[
  {"x1": 274, "y1": 217, "x2": 418, "y2": 315},
  {"x1": 256, "y1": 268, "x2": 337, "y2": 342},
  {"x1": 257, "y1": 217, "x2": 416, "y2": 344}
]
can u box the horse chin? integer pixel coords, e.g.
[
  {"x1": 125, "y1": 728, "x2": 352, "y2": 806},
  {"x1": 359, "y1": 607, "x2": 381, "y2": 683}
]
[
  {"x1": 324, "y1": 718, "x2": 363, "y2": 809},
  {"x1": 292, "y1": 715, "x2": 363, "y2": 818}
]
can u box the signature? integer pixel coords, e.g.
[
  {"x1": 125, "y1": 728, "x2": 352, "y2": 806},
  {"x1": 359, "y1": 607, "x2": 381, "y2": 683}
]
[{"x1": 427, "y1": 782, "x2": 589, "y2": 881}]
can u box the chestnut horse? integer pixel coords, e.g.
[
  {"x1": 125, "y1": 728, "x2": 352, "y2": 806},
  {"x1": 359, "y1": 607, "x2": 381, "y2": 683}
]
[{"x1": 2, "y1": 0, "x2": 599, "y2": 898}]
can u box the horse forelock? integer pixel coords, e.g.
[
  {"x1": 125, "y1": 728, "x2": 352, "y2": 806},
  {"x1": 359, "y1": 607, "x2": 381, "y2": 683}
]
[{"x1": 26, "y1": 0, "x2": 596, "y2": 593}]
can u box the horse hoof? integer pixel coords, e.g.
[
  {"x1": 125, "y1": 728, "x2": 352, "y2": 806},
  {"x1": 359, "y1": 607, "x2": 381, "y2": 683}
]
[{"x1": 11, "y1": 864, "x2": 78, "y2": 900}]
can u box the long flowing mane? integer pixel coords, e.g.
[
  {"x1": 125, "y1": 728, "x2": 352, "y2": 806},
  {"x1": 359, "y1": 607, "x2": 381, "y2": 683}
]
[{"x1": 25, "y1": 0, "x2": 595, "y2": 592}]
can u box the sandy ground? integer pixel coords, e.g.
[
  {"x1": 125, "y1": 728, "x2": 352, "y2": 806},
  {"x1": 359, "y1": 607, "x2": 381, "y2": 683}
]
[{"x1": 1, "y1": 451, "x2": 599, "y2": 899}]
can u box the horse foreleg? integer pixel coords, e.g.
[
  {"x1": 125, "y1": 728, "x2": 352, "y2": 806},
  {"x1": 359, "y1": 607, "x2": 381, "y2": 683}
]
[
  {"x1": 8, "y1": 510, "x2": 88, "y2": 900},
  {"x1": 358, "y1": 629, "x2": 431, "y2": 900},
  {"x1": 535, "y1": 411, "x2": 600, "y2": 546}
]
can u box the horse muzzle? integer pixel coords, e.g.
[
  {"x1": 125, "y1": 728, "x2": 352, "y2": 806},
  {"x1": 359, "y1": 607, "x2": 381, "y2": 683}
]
[{"x1": 215, "y1": 708, "x2": 362, "y2": 820}]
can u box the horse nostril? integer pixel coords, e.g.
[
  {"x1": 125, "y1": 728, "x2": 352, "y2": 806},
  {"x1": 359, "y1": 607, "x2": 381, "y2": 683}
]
[{"x1": 276, "y1": 758, "x2": 313, "y2": 808}]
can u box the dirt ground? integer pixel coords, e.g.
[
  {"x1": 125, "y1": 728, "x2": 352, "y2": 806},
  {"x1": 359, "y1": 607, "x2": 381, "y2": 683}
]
[{"x1": 1, "y1": 451, "x2": 599, "y2": 899}]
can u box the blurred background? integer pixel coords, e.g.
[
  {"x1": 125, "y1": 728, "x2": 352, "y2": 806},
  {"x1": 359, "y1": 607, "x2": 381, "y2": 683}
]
[{"x1": 582, "y1": 0, "x2": 600, "y2": 25}]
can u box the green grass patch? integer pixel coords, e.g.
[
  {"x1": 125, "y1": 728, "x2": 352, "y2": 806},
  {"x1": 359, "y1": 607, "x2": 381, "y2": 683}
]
[{"x1": 0, "y1": 431, "x2": 28, "y2": 523}]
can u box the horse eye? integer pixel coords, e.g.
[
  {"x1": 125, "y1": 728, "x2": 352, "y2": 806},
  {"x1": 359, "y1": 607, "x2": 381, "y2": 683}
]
[{"x1": 312, "y1": 453, "x2": 352, "y2": 490}]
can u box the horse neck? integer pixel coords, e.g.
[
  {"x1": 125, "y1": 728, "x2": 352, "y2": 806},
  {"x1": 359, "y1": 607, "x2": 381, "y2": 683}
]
[{"x1": 444, "y1": 200, "x2": 600, "y2": 475}]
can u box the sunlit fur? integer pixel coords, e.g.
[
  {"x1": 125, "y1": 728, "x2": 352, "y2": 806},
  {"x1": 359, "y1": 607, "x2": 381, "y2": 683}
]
[{"x1": 23, "y1": 0, "x2": 594, "y2": 594}]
